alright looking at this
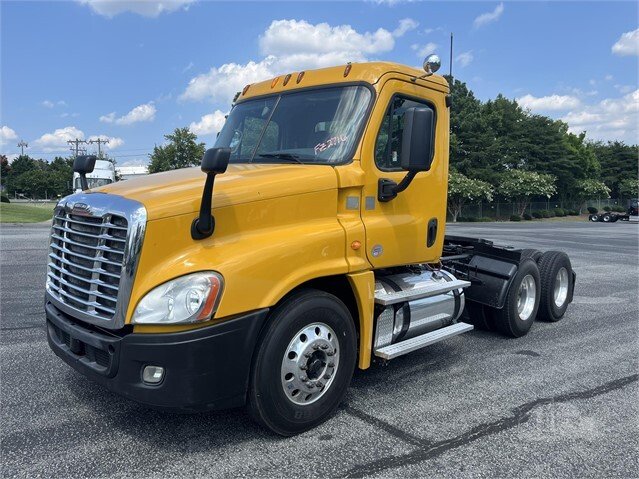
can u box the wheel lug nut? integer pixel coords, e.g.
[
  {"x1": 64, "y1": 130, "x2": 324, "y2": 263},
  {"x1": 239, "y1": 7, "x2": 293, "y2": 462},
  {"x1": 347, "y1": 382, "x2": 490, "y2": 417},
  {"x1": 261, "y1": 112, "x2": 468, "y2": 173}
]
[
  {"x1": 304, "y1": 352, "x2": 311, "y2": 358},
  {"x1": 313, "y1": 345, "x2": 320, "y2": 350},
  {"x1": 307, "y1": 383, "x2": 315, "y2": 388},
  {"x1": 317, "y1": 382, "x2": 324, "y2": 388},
  {"x1": 327, "y1": 351, "x2": 334, "y2": 356},
  {"x1": 300, "y1": 376, "x2": 308, "y2": 382},
  {"x1": 300, "y1": 365, "x2": 307, "y2": 370},
  {"x1": 328, "y1": 362, "x2": 335, "y2": 367},
  {"x1": 320, "y1": 344, "x2": 328, "y2": 350}
]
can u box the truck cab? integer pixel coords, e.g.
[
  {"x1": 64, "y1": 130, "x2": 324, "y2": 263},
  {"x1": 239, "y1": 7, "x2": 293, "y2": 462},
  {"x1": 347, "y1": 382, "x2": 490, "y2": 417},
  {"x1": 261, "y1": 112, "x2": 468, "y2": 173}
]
[{"x1": 45, "y1": 60, "x2": 575, "y2": 435}]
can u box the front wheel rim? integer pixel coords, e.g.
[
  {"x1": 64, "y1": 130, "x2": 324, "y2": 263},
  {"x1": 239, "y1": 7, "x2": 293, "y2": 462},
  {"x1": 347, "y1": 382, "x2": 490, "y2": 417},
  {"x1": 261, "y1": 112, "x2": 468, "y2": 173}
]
[
  {"x1": 280, "y1": 323, "x2": 340, "y2": 406},
  {"x1": 517, "y1": 274, "x2": 537, "y2": 321},
  {"x1": 553, "y1": 267, "x2": 569, "y2": 308}
]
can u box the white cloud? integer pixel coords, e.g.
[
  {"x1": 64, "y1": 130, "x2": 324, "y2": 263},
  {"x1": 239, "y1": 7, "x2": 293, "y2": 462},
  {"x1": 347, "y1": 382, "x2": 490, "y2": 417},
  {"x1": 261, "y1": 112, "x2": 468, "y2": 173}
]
[
  {"x1": 181, "y1": 19, "x2": 410, "y2": 104},
  {"x1": 473, "y1": 3, "x2": 504, "y2": 29},
  {"x1": 87, "y1": 135, "x2": 125, "y2": 150},
  {"x1": 516, "y1": 94, "x2": 581, "y2": 112},
  {"x1": 42, "y1": 100, "x2": 55, "y2": 109},
  {"x1": 189, "y1": 110, "x2": 227, "y2": 136},
  {"x1": 393, "y1": 18, "x2": 418, "y2": 37},
  {"x1": 604, "y1": 74, "x2": 614, "y2": 81},
  {"x1": 34, "y1": 126, "x2": 85, "y2": 152},
  {"x1": 412, "y1": 42, "x2": 439, "y2": 58},
  {"x1": 615, "y1": 84, "x2": 634, "y2": 94},
  {"x1": 0, "y1": 126, "x2": 18, "y2": 146},
  {"x1": 612, "y1": 28, "x2": 639, "y2": 56},
  {"x1": 100, "y1": 102, "x2": 156, "y2": 125},
  {"x1": 560, "y1": 89, "x2": 639, "y2": 143},
  {"x1": 78, "y1": 0, "x2": 194, "y2": 18},
  {"x1": 456, "y1": 51, "x2": 474, "y2": 67}
]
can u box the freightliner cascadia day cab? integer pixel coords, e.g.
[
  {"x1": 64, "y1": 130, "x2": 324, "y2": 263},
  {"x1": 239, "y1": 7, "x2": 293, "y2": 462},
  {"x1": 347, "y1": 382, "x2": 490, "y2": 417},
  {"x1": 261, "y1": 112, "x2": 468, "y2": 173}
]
[{"x1": 45, "y1": 57, "x2": 576, "y2": 435}]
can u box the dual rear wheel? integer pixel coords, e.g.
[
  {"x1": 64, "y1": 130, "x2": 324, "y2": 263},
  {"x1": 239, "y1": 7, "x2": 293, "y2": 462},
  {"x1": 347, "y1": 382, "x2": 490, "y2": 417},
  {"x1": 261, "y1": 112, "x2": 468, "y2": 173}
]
[{"x1": 467, "y1": 250, "x2": 573, "y2": 337}]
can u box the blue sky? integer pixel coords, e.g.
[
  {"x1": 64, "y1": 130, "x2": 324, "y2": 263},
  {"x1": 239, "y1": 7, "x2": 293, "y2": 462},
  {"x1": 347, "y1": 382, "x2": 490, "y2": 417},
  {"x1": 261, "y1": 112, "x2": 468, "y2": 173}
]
[{"x1": 1, "y1": 1, "x2": 637, "y2": 165}]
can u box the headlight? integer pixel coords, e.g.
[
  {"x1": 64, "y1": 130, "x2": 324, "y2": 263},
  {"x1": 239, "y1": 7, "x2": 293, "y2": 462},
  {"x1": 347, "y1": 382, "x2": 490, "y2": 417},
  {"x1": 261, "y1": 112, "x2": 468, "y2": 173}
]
[{"x1": 132, "y1": 272, "x2": 223, "y2": 324}]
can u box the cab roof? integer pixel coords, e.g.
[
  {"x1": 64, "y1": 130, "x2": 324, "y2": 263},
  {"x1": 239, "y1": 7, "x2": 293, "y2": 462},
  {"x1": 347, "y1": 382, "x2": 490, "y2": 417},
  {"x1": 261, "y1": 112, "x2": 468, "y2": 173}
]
[{"x1": 239, "y1": 61, "x2": 449, "y2": 101}]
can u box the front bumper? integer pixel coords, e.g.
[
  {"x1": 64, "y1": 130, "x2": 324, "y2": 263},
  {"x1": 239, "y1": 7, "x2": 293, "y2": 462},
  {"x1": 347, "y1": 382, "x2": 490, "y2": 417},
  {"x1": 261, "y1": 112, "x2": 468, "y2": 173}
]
[{"x1": 46, "y1": 301, "x2": 268, "y2": 412}]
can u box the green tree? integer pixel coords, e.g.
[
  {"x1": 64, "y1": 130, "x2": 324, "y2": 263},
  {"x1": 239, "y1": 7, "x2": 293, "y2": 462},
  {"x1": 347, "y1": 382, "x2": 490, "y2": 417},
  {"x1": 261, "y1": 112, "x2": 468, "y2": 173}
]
[
  {"x1": 1, "y1": 155, "x2": 10, "y2": 189},
  {"x1": 148, "y1": 127, "x2": 206, "y2": 173},
  {"x1": 573, "y1": 179, "x2": 610, "y2": 213},
  {"x1": 618, "y1": 178, "x2": 638, "y2": 200},
  {"x1": 588, "y1": 141, "x2": 639, "y2": 197},
  {"x1": 447, "y1": 170, "x2": 493, "y2": 222},
  {"x1": 498, "y1": 170, "x2": 556, "y2": 216}
]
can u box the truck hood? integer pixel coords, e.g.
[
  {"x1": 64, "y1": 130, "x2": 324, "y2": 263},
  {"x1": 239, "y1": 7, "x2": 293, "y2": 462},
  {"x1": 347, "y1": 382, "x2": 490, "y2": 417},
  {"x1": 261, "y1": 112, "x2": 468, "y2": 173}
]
[{"x1": 97, "y1": 163, "x2": 338, "y2": 221}]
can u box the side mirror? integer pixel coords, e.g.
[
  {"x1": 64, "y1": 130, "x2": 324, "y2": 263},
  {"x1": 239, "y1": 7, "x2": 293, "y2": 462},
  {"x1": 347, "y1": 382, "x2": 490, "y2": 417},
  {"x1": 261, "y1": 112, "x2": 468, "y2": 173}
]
[
  {"x1": 73, "y1": 155, "x2": 97, "y2": 191},
  {"x1": 201, "y1": 147, "x2": 230, "y2": 175},
  {"x1": 378, "y1": 107, "x2": 435, "y2": 202},
  {"x1": 400, "y1": 107, "x2": 435, "y2": 172},
  {"x1": 191, "y1": 148, "x2": 231, "y2": 240}
]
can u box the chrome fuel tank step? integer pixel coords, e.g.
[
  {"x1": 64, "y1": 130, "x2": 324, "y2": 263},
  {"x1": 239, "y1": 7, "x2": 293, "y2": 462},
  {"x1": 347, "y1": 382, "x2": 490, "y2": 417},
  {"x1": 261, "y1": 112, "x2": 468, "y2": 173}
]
[
  {"x1": 374, "y1": 322, "x2": 474, "y2": 360},
  {"x1": 374, "y1": 279, "x2": 470, "y2": 306}
]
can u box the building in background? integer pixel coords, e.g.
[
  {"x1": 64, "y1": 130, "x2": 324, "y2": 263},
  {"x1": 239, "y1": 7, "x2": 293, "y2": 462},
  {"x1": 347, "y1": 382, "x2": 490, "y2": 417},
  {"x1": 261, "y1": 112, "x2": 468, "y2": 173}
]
[{"x1": 116, "y1": 165, "x2": 149, "y2": 181}]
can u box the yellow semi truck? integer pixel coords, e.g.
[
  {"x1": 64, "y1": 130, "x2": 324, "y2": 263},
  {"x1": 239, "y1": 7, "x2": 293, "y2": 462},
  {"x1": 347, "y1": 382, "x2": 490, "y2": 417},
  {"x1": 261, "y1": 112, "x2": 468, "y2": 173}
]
[{"x1": 45, "y1": 58, "x2": 576, "y2": 435}]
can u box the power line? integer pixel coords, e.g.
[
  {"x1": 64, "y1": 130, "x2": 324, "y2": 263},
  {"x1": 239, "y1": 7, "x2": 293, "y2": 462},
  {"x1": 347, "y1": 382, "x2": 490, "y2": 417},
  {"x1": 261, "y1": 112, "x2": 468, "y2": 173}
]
[{"x1": 17, "y1": 140, "x2": 28, "y2": 155}]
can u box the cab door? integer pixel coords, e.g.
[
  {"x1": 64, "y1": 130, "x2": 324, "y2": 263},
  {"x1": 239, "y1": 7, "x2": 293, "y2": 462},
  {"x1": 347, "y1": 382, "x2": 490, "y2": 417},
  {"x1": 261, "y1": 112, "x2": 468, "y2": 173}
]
[{"x1": 359, "y1": 79, "x2": 449, "y2": 268}]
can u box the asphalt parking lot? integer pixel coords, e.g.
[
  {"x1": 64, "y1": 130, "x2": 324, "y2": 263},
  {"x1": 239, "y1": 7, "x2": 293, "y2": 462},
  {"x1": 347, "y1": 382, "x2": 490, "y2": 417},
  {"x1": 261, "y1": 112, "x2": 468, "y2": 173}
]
[{"x1": 1, "y1": 220, "x2": 638, "y2": 478}]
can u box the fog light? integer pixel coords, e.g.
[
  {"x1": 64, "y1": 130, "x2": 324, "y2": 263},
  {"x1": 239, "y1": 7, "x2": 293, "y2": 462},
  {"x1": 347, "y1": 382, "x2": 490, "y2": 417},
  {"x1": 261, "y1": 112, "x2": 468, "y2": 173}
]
[{"x1": 142, "y1": 365, "x2": 164, "y2": 384}]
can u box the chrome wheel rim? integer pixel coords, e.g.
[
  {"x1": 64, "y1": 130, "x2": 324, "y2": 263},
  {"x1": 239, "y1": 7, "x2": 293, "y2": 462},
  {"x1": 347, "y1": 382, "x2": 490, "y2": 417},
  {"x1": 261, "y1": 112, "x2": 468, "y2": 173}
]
[
  {"x1": 554, "y1": 267, "x2": 569, "y2": 308},
  {"x1": 280, "y1": 323, "x2": 340, "y2": 406},
  {"x1": 517, "y1": 274, "x2": 537, "y2": 321}
]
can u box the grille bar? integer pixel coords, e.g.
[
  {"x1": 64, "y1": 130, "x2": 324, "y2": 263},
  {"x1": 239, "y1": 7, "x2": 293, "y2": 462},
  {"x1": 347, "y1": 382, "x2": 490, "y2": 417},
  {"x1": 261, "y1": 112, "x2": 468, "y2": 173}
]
[
  {"x1": 48, "y1": 252, "x2": 121, "y2": 279},
  {"x1": 52, "y1": 224, "x2": 126, "y2": 243},
  {"x1": 47, "y1": 282, "x2": 116, "y2": 315},
  {"x1": 50, "y1": 243, "x2": 123, "y2": 267},
  {"x1": 48, "y1": 262, "x2": 120, "y2": 291}
]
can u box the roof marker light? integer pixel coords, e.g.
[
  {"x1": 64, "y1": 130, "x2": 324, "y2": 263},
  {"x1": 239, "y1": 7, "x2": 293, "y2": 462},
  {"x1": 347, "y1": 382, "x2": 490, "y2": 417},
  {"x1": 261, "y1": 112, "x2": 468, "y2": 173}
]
[
  {"x1": 343, "y1": 63, "x2": 352, "y2": 77},
  {"x1": 296, "y1": 71, "x2": 305, "y2": 84},
  {"x1": 242, "y1": 84, "x2": 251, "y2": 95},
  {"x1": 271, "y1": 77, "x2": 279, "y2": 88},
  {"x1": 283, "y1": 74, "x2": 292, "y2": 86}
]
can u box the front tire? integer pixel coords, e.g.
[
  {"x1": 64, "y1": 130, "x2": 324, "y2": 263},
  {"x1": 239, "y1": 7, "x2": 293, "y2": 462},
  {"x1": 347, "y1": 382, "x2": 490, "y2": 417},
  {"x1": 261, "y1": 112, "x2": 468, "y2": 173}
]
[{"x1": 248, "y1": 289, "x2": 357, "y2": 436}]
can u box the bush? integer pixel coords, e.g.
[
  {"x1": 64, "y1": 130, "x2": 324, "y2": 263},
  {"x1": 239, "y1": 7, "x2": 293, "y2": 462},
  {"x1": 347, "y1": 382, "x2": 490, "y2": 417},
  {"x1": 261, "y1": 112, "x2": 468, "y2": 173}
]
[
  {"x1": 0, "y1": 195, "x2": 10, "y2": 203},
  {"x1": 532, "y1": 211, "x2": 543, "y2": 219},
  {"x1": 612, "y1": 205, "x2": 626, "y2": 212},
  {"x1": 478, "y1": 217, "x2": 493, "y2": 222},
  {"x1": 457, "y1": 216, "x2": 478, "y2": 222},
  {"x1": 510, "y1": 214, "x2": 522, "y2": 222},
  {"x1": 603, "y1": 205, "x2": 612, "y2": 212},
  {"x1": 568, "y1": 209, "x2": 579, "y2": 216},
  {"x1": 587, "y1": 206, "x2": 598, "y2": 214},
  {"x1": 523, "y1": 213, "x2": 533, "y2": 220},
  {"x1": 553, "y1": 208, "x2": 566, "y2": 217},
  {"x1": 537, "y1": 209, "x2": 551, "y2": 218}
]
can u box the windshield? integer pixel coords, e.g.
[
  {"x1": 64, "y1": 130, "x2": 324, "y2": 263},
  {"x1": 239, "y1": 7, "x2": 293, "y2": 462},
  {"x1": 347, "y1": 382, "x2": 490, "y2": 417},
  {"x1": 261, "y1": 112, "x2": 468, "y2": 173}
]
[{"x1": 214, "y1": 85, "x2": 372, "y2": 165}]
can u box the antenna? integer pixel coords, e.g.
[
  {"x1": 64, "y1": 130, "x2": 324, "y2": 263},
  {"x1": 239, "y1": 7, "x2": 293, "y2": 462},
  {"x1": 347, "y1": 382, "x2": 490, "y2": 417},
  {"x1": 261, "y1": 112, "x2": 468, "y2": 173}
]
[
  {"x1": 449, "y1": 32, "x2": 454, "y2": 79},
  {"x1": 17, "y1": 140, "x2": 28, "y2": 156}
]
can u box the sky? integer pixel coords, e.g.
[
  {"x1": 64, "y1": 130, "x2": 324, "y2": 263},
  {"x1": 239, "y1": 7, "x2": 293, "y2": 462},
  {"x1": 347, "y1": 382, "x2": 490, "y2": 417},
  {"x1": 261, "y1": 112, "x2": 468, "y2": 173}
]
[{"x1": 1, "y1": 0, "x2": 638, "y2": 166}]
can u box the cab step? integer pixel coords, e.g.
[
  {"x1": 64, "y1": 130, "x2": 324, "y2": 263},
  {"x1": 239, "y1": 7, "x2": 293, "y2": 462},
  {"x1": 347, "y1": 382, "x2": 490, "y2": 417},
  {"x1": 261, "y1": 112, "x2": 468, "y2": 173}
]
[
  {"x1": 374, "y1": 279, "x2": 470, "y2": 306},
  {"x1": 374, "y1": 322, "x2": 474, "y2": 360}
]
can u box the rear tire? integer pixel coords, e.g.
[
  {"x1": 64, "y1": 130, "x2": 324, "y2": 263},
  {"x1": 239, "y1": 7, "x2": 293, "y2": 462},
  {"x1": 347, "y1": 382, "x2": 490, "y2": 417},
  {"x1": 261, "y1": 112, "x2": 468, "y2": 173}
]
[
  {"x1": 247, "y1": 289, "x2": 357, "y2": 436},
  {"x1": 589, "y1": 214, "x2": 599, "y2": 222},
  {"x1": 520, "y1": 248, "x2": 542, "y2": 262},
  {"x1": 537, "y1": 251, "x2": 573, "y2": 322},
  {"x1": 491, "y1": 259, "x2": 541, "y2": 338},
  {"x1": 602, "y1": 214, "x2": 612, "y2": 222}
]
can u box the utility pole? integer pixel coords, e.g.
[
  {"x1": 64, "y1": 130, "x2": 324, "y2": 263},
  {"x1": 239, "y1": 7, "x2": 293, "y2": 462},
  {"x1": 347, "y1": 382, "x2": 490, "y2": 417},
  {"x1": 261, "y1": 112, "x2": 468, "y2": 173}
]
[
  {"x1": 88, "y1": 138, "x2": 109, "y2": 158},
  {"x1": 67, "y1": 138, "x2": 87, "y2": 157},
  {"x1": 17, "y1": 140, "x2": 28, "y2": 156}
]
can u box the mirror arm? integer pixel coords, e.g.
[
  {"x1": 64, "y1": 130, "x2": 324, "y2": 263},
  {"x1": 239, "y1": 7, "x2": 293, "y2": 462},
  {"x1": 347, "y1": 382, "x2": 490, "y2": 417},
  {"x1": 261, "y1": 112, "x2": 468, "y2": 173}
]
[
  {"x1": 79, "y1": 173, "x2": 89, "y2": 191},
  {"x1": 191, "y1": 173, "x2": 216, "y2": 240},
  {"x1": 378, "y1": 171, "x2": 417, "y2": 203}
]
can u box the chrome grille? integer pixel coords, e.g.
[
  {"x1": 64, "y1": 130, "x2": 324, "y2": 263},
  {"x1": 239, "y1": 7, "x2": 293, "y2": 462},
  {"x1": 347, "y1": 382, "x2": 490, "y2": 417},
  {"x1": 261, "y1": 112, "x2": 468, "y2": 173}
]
[
  {"x1": 46, "y1": 193, "x2": 147, "y2": 329},
  {"x1": 48, "y1": 211, "x2": 127, "y2": 319}
]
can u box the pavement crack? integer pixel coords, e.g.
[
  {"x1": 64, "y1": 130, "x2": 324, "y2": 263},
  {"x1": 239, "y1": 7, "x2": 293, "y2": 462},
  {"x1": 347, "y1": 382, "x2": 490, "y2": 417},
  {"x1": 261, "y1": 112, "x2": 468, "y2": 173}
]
[
  {"x1": 342, "y1": 404, "x2": 426, "y2": 448},
  {"x1": 342, "y1": 374, "x2": 638, "y2": 478}
]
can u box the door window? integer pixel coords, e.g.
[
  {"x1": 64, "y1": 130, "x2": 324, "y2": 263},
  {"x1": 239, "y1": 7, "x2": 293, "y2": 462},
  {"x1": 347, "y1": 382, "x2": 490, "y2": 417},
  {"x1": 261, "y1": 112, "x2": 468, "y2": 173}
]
[{"x1": 374, "y1": 96, "x2": 435, "y2": 171}]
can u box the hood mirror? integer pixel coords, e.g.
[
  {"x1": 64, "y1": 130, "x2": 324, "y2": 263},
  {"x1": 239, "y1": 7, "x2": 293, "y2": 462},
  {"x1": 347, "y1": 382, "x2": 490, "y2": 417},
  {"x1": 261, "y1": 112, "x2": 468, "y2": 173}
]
[
  {"x1": 192, "y1": 148, "x2": 231, "y2": 240},
  {"x1": 73, "y1": 155, "x2": 97, "y2": 191}
]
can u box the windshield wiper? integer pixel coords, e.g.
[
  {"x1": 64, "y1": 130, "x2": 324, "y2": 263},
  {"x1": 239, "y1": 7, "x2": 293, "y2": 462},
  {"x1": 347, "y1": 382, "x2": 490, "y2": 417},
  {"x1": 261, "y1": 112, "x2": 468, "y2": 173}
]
[{"x1": 255, "y1": 153, "x2": 305, "y2": 164}]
